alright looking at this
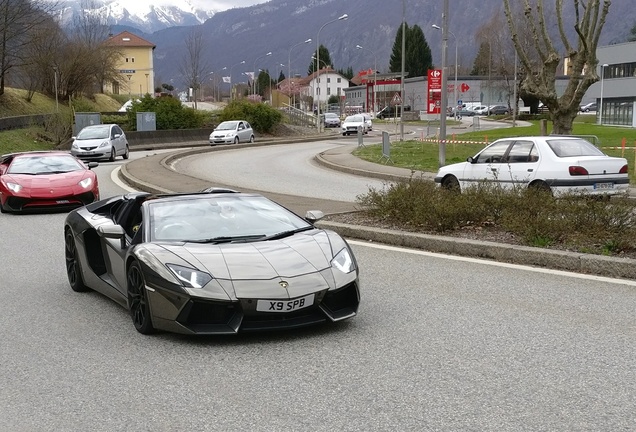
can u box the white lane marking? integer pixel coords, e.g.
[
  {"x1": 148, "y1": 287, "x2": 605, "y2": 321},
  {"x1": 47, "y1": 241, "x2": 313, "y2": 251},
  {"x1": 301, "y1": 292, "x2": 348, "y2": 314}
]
[
  {"x1": 110, "y1": 166, "x2": 138, "y2": 192},
  {"x1": 348, "y1": 239, "x2": 636, "y2": 287}
]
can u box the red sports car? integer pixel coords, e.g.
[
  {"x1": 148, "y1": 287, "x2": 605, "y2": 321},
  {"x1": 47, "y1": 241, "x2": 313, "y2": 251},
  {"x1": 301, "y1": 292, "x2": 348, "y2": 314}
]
[{"x1": 0, "y1": 151, "x2": 100, "y2": 213}]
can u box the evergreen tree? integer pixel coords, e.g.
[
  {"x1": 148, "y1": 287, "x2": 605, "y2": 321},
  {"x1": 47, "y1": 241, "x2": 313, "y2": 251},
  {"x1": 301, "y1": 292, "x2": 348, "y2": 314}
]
[
  {"x1": 278, "y1": 70, "x2": 285, "y2": 83},
  {"x1": 308, "y1": 45, "x2": 332, "y2": 75},
  {"x1": 256, "y1": 69, "x2": 272, "y2": 96},
  {"x1": 389, "y1": 23, "x2": 433, "y2": 77},
  {"x1": 470, "y1": 42, "x2": 492, "y2": 75},
  {"x1": 629, "y1": 23, "x2": 636, "y2": 42}
]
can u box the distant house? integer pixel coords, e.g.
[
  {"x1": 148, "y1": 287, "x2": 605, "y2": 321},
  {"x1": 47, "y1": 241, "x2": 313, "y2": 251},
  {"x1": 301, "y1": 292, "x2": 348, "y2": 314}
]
[
  {"x1": 305, "y1": 67, "x2": 350, "y2": 108},
  {"x1": 103, "y1": 31, "x2": 156, "y2": 97}
]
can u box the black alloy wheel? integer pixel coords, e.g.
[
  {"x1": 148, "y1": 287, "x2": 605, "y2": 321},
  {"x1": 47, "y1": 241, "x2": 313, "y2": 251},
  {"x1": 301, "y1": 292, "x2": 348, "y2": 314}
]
[
  {"x1": 65, "y1": 230, "x2": 89, "y2": 292},
  {"x1": 127, "y1": 261, "x2": 155, "y2": 334},
  {"x1": 109, "y1": 148, "x2": 116, "y2": 162}
]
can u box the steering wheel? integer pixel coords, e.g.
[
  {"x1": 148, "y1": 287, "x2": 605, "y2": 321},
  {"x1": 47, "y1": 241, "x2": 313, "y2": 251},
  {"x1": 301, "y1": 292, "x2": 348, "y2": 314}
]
[{"x1": 155, "y1": 221, "x2": 199, "y2": 240}]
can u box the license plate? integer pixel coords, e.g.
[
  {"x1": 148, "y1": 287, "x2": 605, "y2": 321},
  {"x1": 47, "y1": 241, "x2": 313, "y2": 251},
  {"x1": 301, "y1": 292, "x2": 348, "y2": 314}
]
[
  {"x1": 594, "y1": 182, "x2": 614, "y2": 190},
  {"x1": 56, "y1": 200, "x2": 70, "y2": 204},
  {"x1": 81, "y1": 151, "x2": 96, "y2": 155},
  {"x1": 256, "y1": 294, "x2": 315, "y2": 313}
]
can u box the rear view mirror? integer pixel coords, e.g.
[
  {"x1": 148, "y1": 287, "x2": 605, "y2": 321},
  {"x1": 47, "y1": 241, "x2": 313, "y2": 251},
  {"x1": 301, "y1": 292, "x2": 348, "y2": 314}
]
[
  {"x1": 87, "y1": 162, "x2": 99, "y2": 169},
  {"x1": 467, "y1": 156, "x2": 474, "y2": 163},
  {"x1": 305, "y1": 210, "x2": 324, "y2": 223},
  {"x1": 97, "y1": 225, "x2": 126, "y2": 248}
]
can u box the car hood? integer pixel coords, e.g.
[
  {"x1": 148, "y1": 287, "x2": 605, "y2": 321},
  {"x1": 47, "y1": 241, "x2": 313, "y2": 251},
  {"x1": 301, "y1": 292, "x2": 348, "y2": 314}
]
[
  {"x1": 151, "y1": 230, "x2": 342, "y2": 299},
  {"x1": 4, "y1": 171, "x2": 92, "y2": 195},
  {"x1": 75, "y1": 138, "x2": 110, "y2": 148}
]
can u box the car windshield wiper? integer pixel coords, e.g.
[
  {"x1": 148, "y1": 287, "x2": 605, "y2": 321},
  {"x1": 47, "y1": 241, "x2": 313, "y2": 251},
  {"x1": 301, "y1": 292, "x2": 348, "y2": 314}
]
[
  {"x1": 264, "y1": 226, "x2": 314, "y2": 241},
  {"x1": 186, "y1": 234, "x2": 266, "y2": 244}
]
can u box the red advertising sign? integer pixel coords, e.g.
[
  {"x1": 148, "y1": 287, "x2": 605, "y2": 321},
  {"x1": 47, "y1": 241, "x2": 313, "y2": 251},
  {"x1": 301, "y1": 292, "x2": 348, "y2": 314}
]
[{"x1": 427, "y1": 69, "x2": 442, "y2": 114}]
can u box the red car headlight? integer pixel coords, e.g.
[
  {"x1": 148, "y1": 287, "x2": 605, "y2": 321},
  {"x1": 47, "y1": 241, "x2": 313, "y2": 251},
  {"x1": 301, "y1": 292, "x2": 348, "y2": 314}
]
[{"x1": 5, "y1": 182, "x2": 22, "y2": 193}]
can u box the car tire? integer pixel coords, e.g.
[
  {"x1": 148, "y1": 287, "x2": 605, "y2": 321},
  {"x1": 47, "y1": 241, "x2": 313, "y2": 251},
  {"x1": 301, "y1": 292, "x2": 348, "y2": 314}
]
[
  {"x1": 122, "y1": 144, "x2": 130, "y2": 160},
  {"x1": 127, "y1": 261, "x2": 155, "y2": 335},
  {"x1": 234, "y1": 136, "x2": 239, "y2": 144},
  {"x1": 249, "y1": 135, "x2": 255, "y2": 143},
  {"x1": 342, "y1": 133, "x2": 347, "y2": 136},
  {"x1": 65, "y1": 229, "x2": 89, "y2": 292},
  {"x1": 441, "y1": 175, "x2": 460, "y2": 192},
  {"x1": 529, "y1": 180, "x2": 552, "y2": 194},
  {"x1": 109, "y1": 148, "x2": 116, "y2": 162}
]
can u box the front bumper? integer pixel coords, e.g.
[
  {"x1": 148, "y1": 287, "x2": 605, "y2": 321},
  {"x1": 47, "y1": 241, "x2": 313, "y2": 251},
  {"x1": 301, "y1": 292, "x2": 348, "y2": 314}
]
[
  {"x1": 2, "y1": 191, "x2": 98, "y2": 213},
  {"x1": 71, "y1": 148, "x2": 112, "y2": 160},
  {"x1": 148, "y1": 281, "x2": 360, "y2": 335}
]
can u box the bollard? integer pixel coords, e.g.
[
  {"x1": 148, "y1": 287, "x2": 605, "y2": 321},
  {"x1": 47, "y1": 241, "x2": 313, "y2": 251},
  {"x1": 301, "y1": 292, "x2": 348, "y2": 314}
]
[
  {"x1": 357, "y1": 125, "x2": 364, "y2": 147},
  {"x1": 622, "y1": 137, "x2": 626, "y2": 158}
]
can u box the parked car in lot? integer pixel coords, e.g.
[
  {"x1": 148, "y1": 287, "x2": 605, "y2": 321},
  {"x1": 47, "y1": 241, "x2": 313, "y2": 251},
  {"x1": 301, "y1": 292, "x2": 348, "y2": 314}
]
[
  {"x1": 71, "y1": 124, "x2": 129, "y2": 162},
  {"x1": 209, "y1": 120, "x2": 254, "y2": 145},
  {"x1": 0, "y1": 151, "x2": 99, "y2": 213},
  {"x1": 488, "y1": 105, "x2": 510, "y2": 115},
  {"x1": 323, "y1": 112, "x2": 341, "y2": 128},
  {"x1": 434, "y1": 136, "x2": 629, "y2": 196},
  {"x1": 376, "y1": 105, "x2": 411, "y2": 119},
  {"x1": 580, "y1": 102, "x2": 597, "y2": 112},
  {"x1": 341, "y1": 115, "x2": 369, "y2": 136}
]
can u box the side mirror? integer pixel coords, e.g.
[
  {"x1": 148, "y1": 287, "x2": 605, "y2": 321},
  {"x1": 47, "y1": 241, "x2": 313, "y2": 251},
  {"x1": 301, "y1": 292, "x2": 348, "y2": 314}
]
[
  {"x1": 71, "y1": 136, "x2": 76, "y2": 140},
  {"x1": 467, "y1": 156, "x2": 475, "y2": 163},
  {"x1": 114, "y1": 133, "x2": 121, "y2": 139},
  {"x1": 305, "y1": 210, "x2": 324, "y2": 223},
  {"x1": 87, "y1": 162, "x2": 99, "y2": 169},
  {"x1": 97, "y1": 225, "x2": 126, "y2": 248}
]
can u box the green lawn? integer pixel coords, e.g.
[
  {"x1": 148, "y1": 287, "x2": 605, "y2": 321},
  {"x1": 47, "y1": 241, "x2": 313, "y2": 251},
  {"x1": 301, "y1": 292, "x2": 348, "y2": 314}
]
[{"x1": 354, "y1": 119, "x2": 636, "y2": 181}]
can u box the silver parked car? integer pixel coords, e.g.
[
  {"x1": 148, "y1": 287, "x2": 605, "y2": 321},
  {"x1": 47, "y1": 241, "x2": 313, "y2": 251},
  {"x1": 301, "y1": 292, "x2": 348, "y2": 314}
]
[
  {"x1": 209, "y1": 120, "x2": 255, "y2": 145},
  {"x1": 323, "y1": 112, "x2": 341, "y2": 128},
  {"x1": 70, "y1": 124, "x2": 129, "y2": 162}
]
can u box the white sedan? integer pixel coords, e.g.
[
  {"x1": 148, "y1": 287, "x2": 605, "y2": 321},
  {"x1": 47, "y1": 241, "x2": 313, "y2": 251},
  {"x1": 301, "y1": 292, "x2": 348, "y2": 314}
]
[{"x1": 434, "y1": 136, "x2": 629, "y2": 196}]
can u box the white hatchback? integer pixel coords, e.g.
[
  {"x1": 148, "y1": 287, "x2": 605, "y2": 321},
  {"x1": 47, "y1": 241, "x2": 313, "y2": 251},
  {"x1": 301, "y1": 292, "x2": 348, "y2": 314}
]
[
  {"x1": 341, "y1": 115, "x2": 368, "y2": 136},
  {"x1": 434, "y1": 136, "x2": 629, "y2": 196},
  {"x1": 209, "y1": 120, "x2": 255, "y2": 145}
]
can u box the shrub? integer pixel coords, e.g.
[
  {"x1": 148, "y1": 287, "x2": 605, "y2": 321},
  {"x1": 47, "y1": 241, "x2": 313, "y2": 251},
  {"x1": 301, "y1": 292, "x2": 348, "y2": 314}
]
[
  {"x1": 126, "y1": 94, "x2": 208, "y2": 130},
  {"x1": 219, "y1": 100, "x2": 283, "y2": 133},
  {"x1": 356, "y1": 179, "x2": 636, "y2": 254}
]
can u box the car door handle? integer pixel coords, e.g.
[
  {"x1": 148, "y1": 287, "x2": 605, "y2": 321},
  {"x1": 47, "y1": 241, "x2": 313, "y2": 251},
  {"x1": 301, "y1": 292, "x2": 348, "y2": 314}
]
[
  {"x1": 527, "y1": 169, "x2": 534, "y2": 172},
  {"x1": 490, "y1": 168, "x2": 498, "y2": 172}
]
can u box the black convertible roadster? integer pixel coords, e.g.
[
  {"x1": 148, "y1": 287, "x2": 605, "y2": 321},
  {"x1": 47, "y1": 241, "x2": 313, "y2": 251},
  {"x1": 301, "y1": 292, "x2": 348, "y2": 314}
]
[{"x1": 64, "y1": 190, "x2": 360, "y2": 335}]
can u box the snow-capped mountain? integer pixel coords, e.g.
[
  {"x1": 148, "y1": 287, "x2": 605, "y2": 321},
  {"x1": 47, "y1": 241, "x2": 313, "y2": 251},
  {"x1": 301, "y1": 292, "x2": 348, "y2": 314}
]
[{"x1": 54, "y1": 0, "x2": 217, "y2": 33}]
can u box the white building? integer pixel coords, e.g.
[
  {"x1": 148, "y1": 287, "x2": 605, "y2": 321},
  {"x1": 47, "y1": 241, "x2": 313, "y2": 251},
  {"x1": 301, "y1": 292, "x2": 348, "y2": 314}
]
[{"x1": 304, "y1": 68, "x2": 350, "y2": 107}]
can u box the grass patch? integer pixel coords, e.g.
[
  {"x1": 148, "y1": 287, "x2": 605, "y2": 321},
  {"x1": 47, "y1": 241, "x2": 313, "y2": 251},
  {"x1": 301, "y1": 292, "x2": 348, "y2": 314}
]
[
  {"x1": 0, "y1": 127, "x2": 59, "y2": 153},
  {"x1": 357, "y1": 179, "x2": 636, "y2": 255}
]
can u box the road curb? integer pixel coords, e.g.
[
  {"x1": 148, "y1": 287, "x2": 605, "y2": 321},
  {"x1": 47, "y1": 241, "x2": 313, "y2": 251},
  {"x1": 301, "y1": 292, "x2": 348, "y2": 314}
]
[{"x1": 316, "y1": 221, "x2": 636, "y2": 280}]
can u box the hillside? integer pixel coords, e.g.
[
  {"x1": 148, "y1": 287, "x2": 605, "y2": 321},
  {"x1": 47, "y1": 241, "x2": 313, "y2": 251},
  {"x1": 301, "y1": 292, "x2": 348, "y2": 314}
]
[{"x1": 0, "y1": 88, "x2": 122, "y2": 118}]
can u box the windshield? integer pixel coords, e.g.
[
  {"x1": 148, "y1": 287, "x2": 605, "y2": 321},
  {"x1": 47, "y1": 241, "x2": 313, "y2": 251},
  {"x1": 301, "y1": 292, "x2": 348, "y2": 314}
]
[
  {"x1": 344, "y1": 116, "x2": 363, "y2": 123},
  {"x1": 148, "y1": 195, "x2": 312, "y2": 242},
  {"x1": 8, "y1": 154, "x2": 84, "y2": 175},
  {"x1": 546, "y1": 138, "x2": 605, "y2": 157},
  {"x1": 76, "y1": 126, "x2": 110, "y2": 140},
  {"x1": 215, "y1": 121, "x2": 238, "y2": 131}
]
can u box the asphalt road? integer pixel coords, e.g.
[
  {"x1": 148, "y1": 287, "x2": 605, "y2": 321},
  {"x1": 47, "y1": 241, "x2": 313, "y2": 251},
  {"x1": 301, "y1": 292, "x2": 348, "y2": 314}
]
[{"x1": 1, "y1": 150, "x2": 635, "y2": 431}]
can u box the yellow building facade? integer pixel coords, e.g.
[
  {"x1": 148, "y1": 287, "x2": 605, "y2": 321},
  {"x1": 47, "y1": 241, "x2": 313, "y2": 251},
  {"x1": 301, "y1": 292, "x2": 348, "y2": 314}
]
[{"x1": 104, "y1": 31, "x2": 156, "y2": 97}]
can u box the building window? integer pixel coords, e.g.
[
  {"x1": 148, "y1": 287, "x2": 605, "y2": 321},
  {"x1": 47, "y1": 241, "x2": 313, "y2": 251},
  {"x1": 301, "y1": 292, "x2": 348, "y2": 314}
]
[
  {"x1": 337, "y1": 78, "x2": 341, "y2": 83},
  {"x1": 131, "y1": 58, "x2": 135, "y2": 63},
  {"x1": 125, "y1": 58, "x2": 129, "y2": 63},
  {"x1": 327, "y1": 77, "x2": 331, "y2": 83},
  {"x1": 327, "y1": 87, "x2": 331, "y2": 95}
]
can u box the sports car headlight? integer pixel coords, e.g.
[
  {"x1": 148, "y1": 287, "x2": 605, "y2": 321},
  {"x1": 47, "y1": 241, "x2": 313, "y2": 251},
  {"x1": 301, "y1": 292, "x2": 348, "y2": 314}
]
[
  {"x1": 98, "y1": 140, "x2": 110, "y2": 148},
  {"x1": 331, "y1": 248, "x2": 355, "y2": 273},
  {"x1": 78, "y1": 178, "x2": 92, "y2": 188},
  {"x1": 166, "y1": 264, "x2": 212, "y2": 289},
  {"x1": 6, "y1": 182, "x2": 22, "y2": 193}
]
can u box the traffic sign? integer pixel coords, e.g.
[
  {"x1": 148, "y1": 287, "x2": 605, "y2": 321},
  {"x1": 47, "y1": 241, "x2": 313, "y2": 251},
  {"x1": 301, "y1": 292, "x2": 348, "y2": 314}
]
[
  {"x1": 457, "y1": 99, "x2": 463, "y2": 106},
  {"x1": 391, "y1": 92, "x2": 402, "y2": 105}
]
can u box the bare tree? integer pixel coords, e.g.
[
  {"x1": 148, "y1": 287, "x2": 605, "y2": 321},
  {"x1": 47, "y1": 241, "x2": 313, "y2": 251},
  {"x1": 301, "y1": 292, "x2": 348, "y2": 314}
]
[
  {"x1": 179, "y1": 29, "x2": 208, "y2": 109},
  {"x1": 0, "y1": 0, "x2": 55, "y2": 95},
  {"x1": 503, "y1": 0, "x2": 611, "y2": 134}
]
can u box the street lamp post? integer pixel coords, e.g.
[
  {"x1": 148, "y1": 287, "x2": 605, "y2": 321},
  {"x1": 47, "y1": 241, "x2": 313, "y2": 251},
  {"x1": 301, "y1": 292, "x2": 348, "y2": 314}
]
[
  {"x1": 215, "y1": 67, "x2": 227, "y2": 101},
  {"x1": 400, "y1": 0, "x2": 405, "y2": 141},
  {"x1": 438, "y1": 0, "x2": 450, "y2": 166},
  {"x1": 599, "y1": 63, "x2": 609, "y2": 125},
  {"x1": 229, "y1": 60, "x2": 245, "y2": 101},
  {"x1": 288, "y1": 38, "x2": 312, "y2": 108},
  {"x1": 316, "y1": 13, "x2": 348, "y2": 132},
  {"x1": 252, "y1": 52, "x2": 272, "y2": 96},
  {"x1": 432, "y1": 24, "x2": 457, "y2": 115},
  {"x1": 356, "y1": 44, "x2": 377, "y2": 114}
]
